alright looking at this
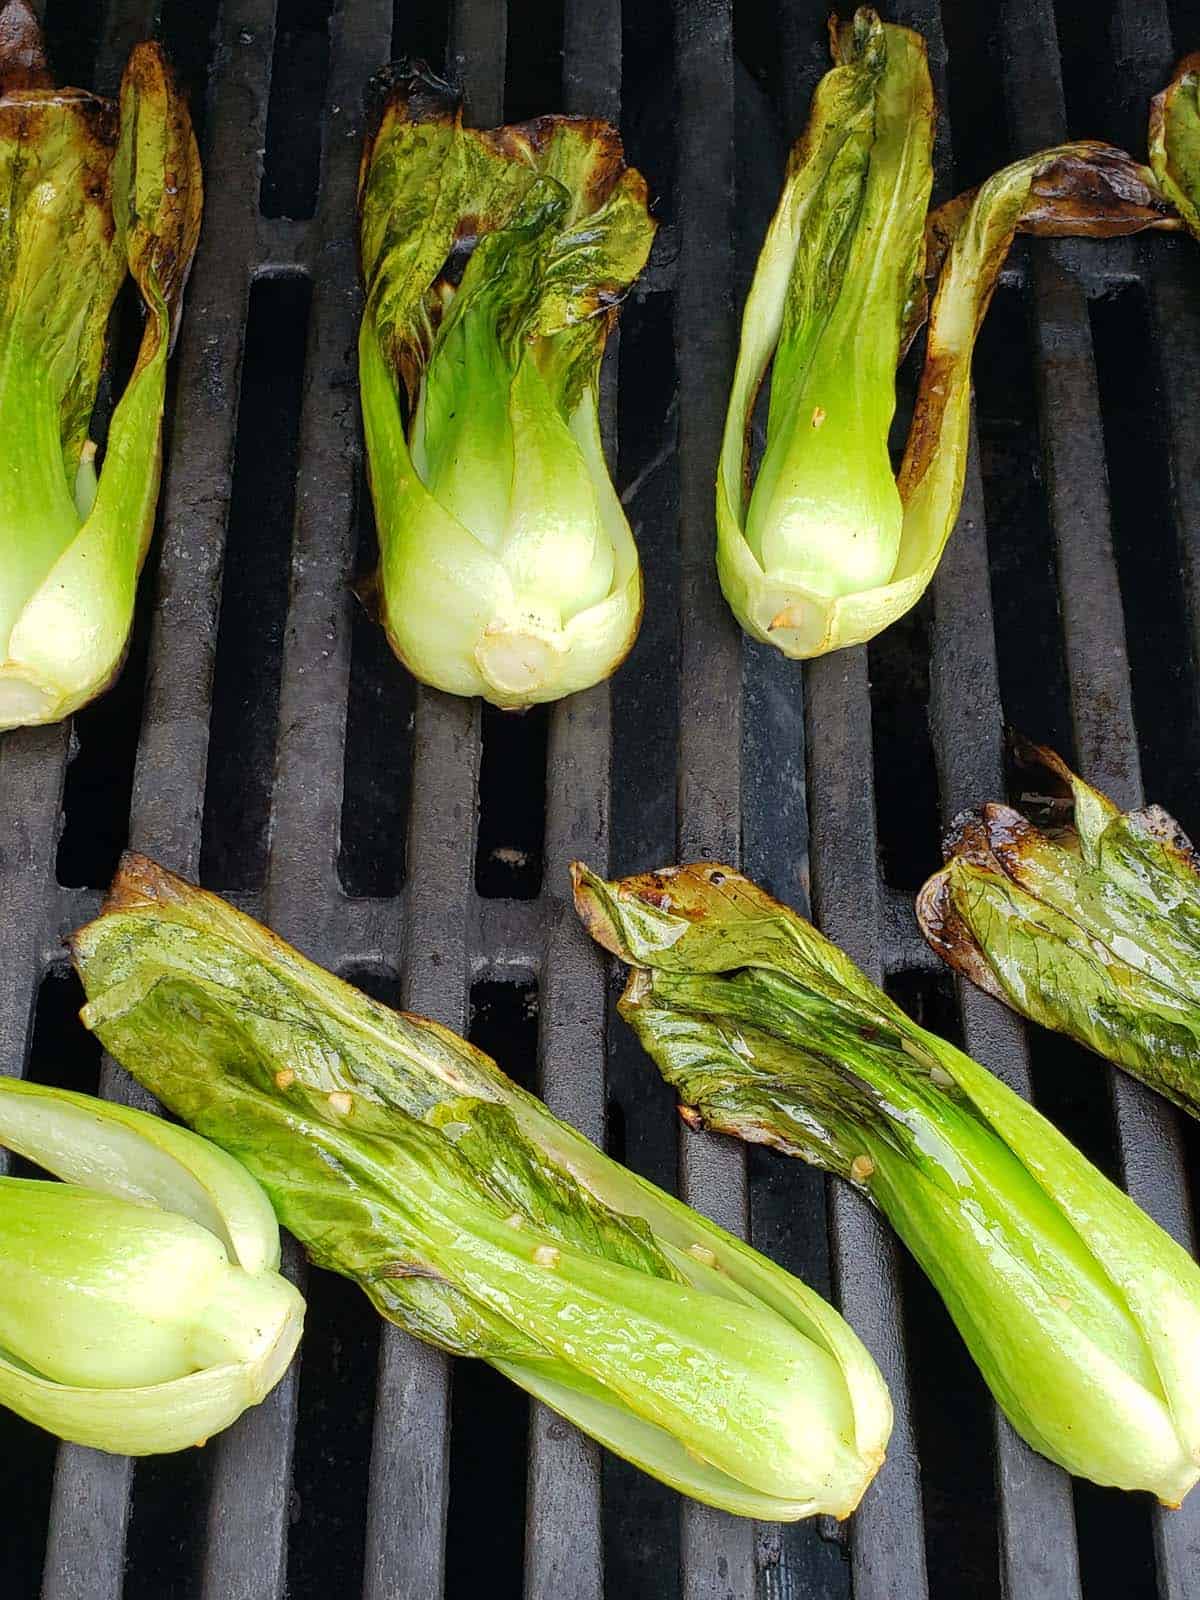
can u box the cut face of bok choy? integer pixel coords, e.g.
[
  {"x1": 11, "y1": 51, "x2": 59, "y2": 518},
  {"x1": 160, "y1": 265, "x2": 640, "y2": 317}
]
[
  {"x1": 357, "y1": 63, "x2": 654, "y2": 709},
  {"x1": 0, "y1": 0, "x2": 202, "y2": 729},
  {"x1": 0, "y1": 1079, "x2": 303, "y2": 1454},
  {"x1": 719, "y1": 7, "x2": 1173, "y2": 660},
  {"x1": 70, "y1": 853, "x2": 893, "y2": 1521},
  {"x1": 918, "y1": 740, "x2": 1200, "y2": 1120},
  {"x1": 574, "y1": 861, "x2": 1200, "y2": 1506}
]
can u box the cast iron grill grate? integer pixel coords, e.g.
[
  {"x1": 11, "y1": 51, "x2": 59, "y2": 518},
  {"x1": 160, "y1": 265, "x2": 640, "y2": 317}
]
[{"x1": 2, "y1": 0, "x2": 1199, "y2": 1596}]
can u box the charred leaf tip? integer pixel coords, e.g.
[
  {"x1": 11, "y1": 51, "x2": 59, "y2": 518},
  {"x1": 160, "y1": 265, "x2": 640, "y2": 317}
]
[
  {"x1": 571, "y1": 866, "x2": 629, "y2": 959},
  {"x1": 99, "y1": 850, "x2": 186, "y2": 917},
  {"x1": 939, "y1": 806, "x2": 991, "y2": 860},
  {"x1": 568, "y1": 860, "x2": 592, "y2": 894},
  {"x1": 365, "y1": 56, "x2": 460, "y2": 130},
  {"x1": 1007, "y1": 727, "x2": 1052, "y2": 765},
  {"x1": 913, "y1": 868, "x2": 951, "y2": 933}
]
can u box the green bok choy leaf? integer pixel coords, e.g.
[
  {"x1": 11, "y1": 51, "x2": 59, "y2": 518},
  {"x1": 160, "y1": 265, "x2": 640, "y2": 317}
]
[
  {"x1": 0, "y1": 0, "x2": 202, "y2": 729},
  {"x1": 70, "y1": 853, "x2": 892, "y2": 1520},
  {"x1": 918, "y1": 741, "x2": 1200, "y2": 1119},
  {"x1": 574, "y1": 861, "x2": 1200, "y2": 1505}
]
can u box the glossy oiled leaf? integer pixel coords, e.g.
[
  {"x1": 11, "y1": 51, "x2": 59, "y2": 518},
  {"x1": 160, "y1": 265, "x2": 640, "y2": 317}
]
[
  {"x1": 71, "y1": 853, "x2": 893, "y2": 1520},
  {"x1": 918, "y1": 742, "x2": 1200, "y2": 1118},
  {"x1": 574, "y1": 861, "x2": 1200, "y2": 1505},
  {"x1": 358, "y1": 63, "x2": 652, "y2": 708}
]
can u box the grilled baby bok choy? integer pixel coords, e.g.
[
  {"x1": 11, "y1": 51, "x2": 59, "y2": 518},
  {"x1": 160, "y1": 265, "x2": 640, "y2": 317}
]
[
  {"x1": 720, "y1": 8, "x2": 1172, "y2": 660},
  {"x1": 574, "y1": 861, "x2": 1200, "y2": 1504},
  {"x1": 1150, "y1": 51, "x2": 1200, "y2": 237},
  {"x1": 70, "y1": 854, "x2": 891, "y2": 1520},
  {"x1": 0, "y1": 0, "x2": 202, "y2": 730},
  {"x1": 0, "y1": 1079, "x2": 302, "y2": 1454},
  {"x1": 918, "y1": 741, "x2": 1200, "y2": 1119},
  {"x1": 357, "y1": 63, "x2": 653, "y2": 709}
]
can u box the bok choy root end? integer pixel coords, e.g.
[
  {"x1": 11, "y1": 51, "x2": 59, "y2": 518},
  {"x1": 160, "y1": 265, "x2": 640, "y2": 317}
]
[
  {"x1": 573, "y1": 860, "x2": 1200, "y2": 1506},
  {"x1": 0, "y1": 0, "x2": 202, "y2": 730},
  {"x1": 70, "y1": 852, "x2": 892, "y2": 1520},
  {"x1": 357, "y1": 63, "x2": 653, "y2": 710}
]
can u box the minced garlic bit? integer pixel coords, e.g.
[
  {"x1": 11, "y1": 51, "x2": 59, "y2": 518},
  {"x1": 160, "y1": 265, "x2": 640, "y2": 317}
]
[
  {"x1": 850, "y1": 1153, "x2": 876, "y2": 1183},
  {"x1": 688, "y1": 1243, "x2": 718, "y2": 1268},
  {"x1": 274, "y1": 1068, "x2": 296, "y2": 1090},
  {"x1": 533, "y1": 1244, "x2": 561, "y2": 1268},
  {"x1": 505, "y1": 1212, "x2": 524, "y2": 1228},
  {"x1": 810, "y1": 405, "x2": 826, "y2": 428},
  {"x1": 327, "y1": 1091, "x2": 353, "y2": 1116}
]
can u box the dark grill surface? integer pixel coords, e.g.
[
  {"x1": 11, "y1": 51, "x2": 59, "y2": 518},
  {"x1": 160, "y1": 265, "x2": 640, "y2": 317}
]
[{"x1": 4, "y1": 0, "x2": 1200, "y2": 1596}]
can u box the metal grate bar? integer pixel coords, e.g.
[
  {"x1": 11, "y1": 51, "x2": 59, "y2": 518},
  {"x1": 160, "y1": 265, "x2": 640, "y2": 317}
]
[
  {"x1": 200, "y1": 1250, "x2": 301, "y2": 1600},
  {"x1": 0, "y1": 727, "x2": 69, "y2": 1085},
  {"x1": 911, "y1": 0, "x2": 1086, "y2": 1588},
  {"x1": 447, "y1": 0, "x2": 505, "y2": 124},
  {"x1": 1149, "y1": 260, "x2": 1200, "y2": 721},
  {"x1": 128, "y1": 0, "x2": 279, "y2": 877},
  {"x1": 361, "y1": 711, "x2": 468, "y2": 1598},
  {"x1": 39, "y1": 1445, "x2": 132, "y2": 1600},
  {"x1": 200, "y1": 0, "x2": 393, "y2": 1591},
  {"x1": 1141, "y1": 0, "x2": 1200, "y2": 738},
  {"x1": 1104, "y1": 8, "x2": 1200, "y2": 1596},
  {"x1": 671, "y1": 0, "x2": 760, "y2": 1595},
  {"x1": 775, "y1": 3, "x2": 929, "y2": 1593},
  {"x1": 1111, "y1": 5, "x2": 1200, "y2": 1594},
  {"x1": 526, "y1": 701, "x2": 609, "y2": 1600},
  {"x1": 520, "y1": 5, "x2": 622, "y2": 1591},
  {"x1": 359, "y1": 9, "x2": 503, "y2": 1595},
  {"x1": 928, "y1": 425, "x2": 1086, "y2": 1600},
  {"x1": 130, "y1": 2, "x2": 300, "y2": 1597},
  {"x1": 265, "y1": 0, "x2": 393, "y2": 963},
  {"x1": 35, "y1": 0, "x2": 204, "y2": 1592},
  {"x1": 804, "y1": 650, "x2": 931, "y2": 1600},
  {"x1": 1000, "y1": 4, "x2": 1200, "y2": 1596}
]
